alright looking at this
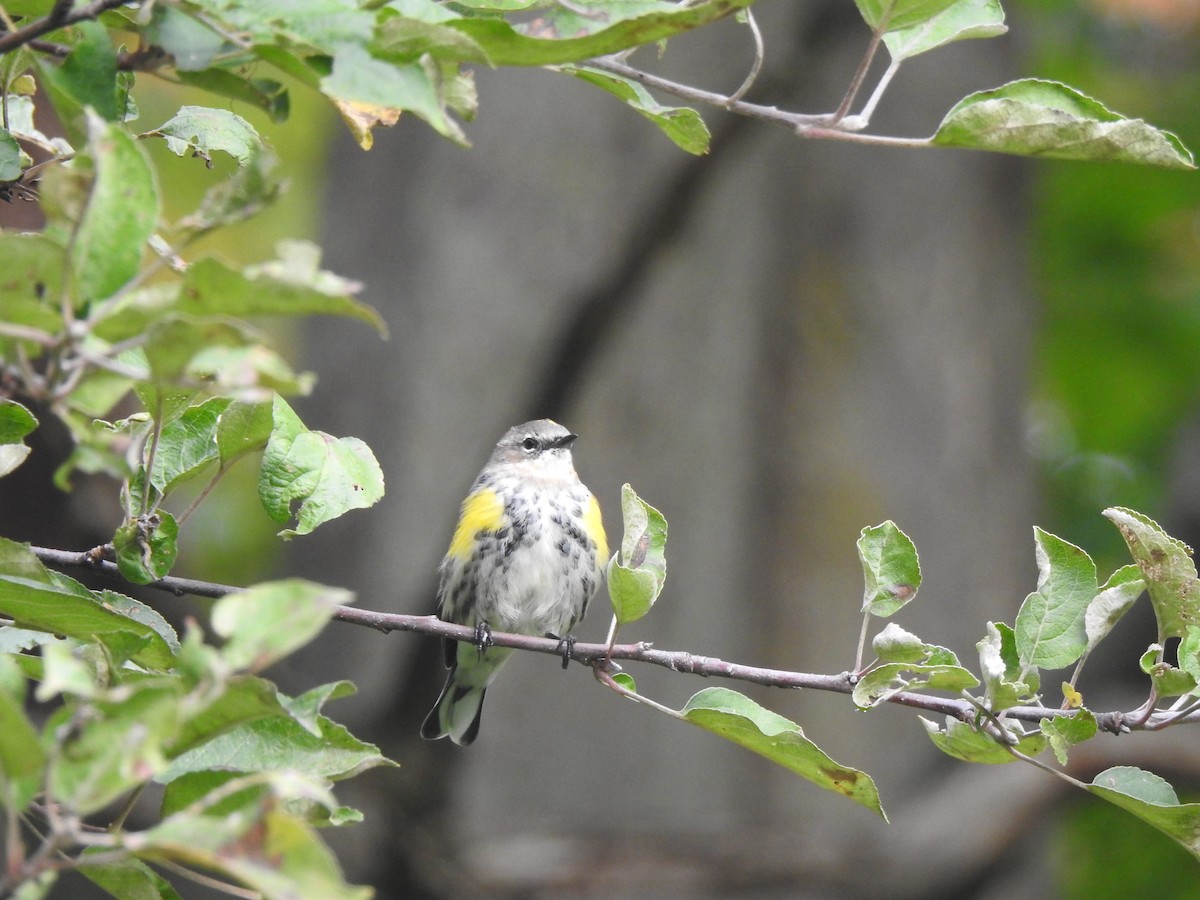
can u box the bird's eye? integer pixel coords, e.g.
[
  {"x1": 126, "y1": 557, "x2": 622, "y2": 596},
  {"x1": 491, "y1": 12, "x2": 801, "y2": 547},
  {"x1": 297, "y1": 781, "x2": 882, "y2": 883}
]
[{"x1": 521, "y1": 437, "x2": 539, "y2": 451}]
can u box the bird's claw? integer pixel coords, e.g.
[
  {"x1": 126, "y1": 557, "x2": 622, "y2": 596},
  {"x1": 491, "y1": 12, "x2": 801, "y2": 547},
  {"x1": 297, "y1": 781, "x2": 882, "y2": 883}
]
[
  {"x1": 473, "y1": 622, "x2": 493, "y2": 655},
  {"x1": 551, "y1": 633, "x2": 577, "y2": 669}
]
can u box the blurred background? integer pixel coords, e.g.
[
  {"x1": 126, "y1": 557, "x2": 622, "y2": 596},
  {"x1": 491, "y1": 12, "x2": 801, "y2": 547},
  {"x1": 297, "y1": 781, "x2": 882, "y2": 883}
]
[{"x1": 6, "y1": 0, "x2": 1200, "y2": 896}]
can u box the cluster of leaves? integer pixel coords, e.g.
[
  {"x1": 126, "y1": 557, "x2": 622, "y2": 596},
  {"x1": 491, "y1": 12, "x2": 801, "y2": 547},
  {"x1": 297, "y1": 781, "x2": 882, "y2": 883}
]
[
  {"x1": 1, "y1": 4, "x2": 406, "y2": 896},
  {"x1": 1, "y1": 0, "x2": 1193, "y2": 171},
  {"x1": 0, "y1": 538, "x2": 391, "y2": 897},
  {"x1": 602, "y1": 498, "x2": 1200, "y2": 857}
]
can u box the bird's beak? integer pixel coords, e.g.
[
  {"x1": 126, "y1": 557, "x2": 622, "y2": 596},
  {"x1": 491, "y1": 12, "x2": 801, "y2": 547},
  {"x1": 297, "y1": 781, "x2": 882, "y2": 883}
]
[{"x1": 550, "y1": 433, "x2": 578, "y2": 450}]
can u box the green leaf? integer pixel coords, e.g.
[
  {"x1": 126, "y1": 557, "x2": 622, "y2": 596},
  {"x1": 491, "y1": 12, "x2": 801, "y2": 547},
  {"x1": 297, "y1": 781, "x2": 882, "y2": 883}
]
[
  {"x1": 0, "y1": 654, "x2": 45, "y2": 812},
  {"x1": 258, "y1": 395, "x2": 385, "y2": 538},
  {"x1": 682, "y1": 687, "x2": 886, "y2": 819},
  {"x1": 858, "y1": 520, "x2": 921, "y2": 616},
  {"x1": 0, "y1": 399, "x2": 38, "y2": 444},
  {"x1": 159, "y1": 770, "x2": 260, "y2": 820},
  {"x1": 1041, "y1": 710, "x2": 1097, "y2": 766},
  {"x1": 373, "y1": 11, "x2": 490, "y2": 64},
  {"x1": 612, "y1": 671, "x2": 637, "y2": 692},
  {"x1": 871, "y1": 622, "x2": 928, "y2": 663},
  {"x1": 97, "y1": 591, "x2": 182, "y2": 659},
  {"x1": 1139, "y1": 645, "x2": 1196, "y2": 698},
  {"x1": 133, "y1": 805, "x2": 372, "y2": 900},
  {"x1": 146, "y1": 4, "x2": 227, "y2": 71},
  {"x1": 932, "y1": 79, "x2": 1195, "y2": 169},
  {"x1": 1014, "y1": 528, "x2": 1094, "y2": 670},
  {"x1": 36, "y1": 639, "x2": 100, "y2": 701},
  {"x1": 211, "y1": 580, "x2": 348, "y2": 672},
  {"x1": 0, "y1": 574, "x2": 176, "y2": 670},
  {"x1": 188, "y1": 0, "x2": 373, "y2": 51},
  {"x1": 1089, "y1": 767, "x2": 1200, "y2": 860},
  {"x1": 854, "y1": 0, "x2": 962, "y2": 33},
  {"x1": 161, "y1": 704, "x2": 394, "y2": 785},
  {"x1": 562, "y1": 66, "x2": 710, "y2": 155},
  {"x1": 0, "y1": 128, "x2": 20, "y2": 181},
  {"x1": 170, "y1": 675, "x2": 288, "y2": 758},
  {"x1": 113, "y1": 511, "x2": 179, "y2": 584},
  {"x1": 150, "y1": 397, "x2": 231, "y2": 494},
  {"x1": 1179, "y1": 626, "x2": 1200, "y2": 684},
  {"x1": 282, "y1": 681, "x2": 358, "y2": 737},
  {"x1": 41, "y1": 20, "x2": 121, "y2": 122},
  {"x1": 216, "y1": 399, "x2": 275, "y2": 466},
  {"x1": 178, "y1": 242, "x2": 385, "y2": 334},
  {"x1": 976, "y1": 621, "x2": 1037, "y2": 710},
  {"x1": 1104, "y1": 507, "x2": 1200, "y2": 640},
  {"x1": 322, "y1": 45, "x2": 465, "y2": 145},
  {"x1": 48, "y1": 681, "x2": 182, "y2": 814},
  {"x1": 1083, "y1": 564, "x2": 1144, "y2": 654},
  {"x1": 68, "y1": 112, "x2": 160, "y2": 304},
  {"x1": 79, "y1": 851, "x2": 183, "y2": 900},
  {"x1": 0, "y1": 233, "x2": 65, "y2": 354},
  {"x1": 176, "y1": 69, "x2": 290, "y2": 123},
  {"x1": 143, "y1": 105, "x2": 262, "y2": 167},
  {"x1": 447, "y1": 0, "x2": 754, "y2": 66},
  {"x1": 882, "y1": 0, "x2": 1005, "y2": 60},
  {"x1": 852, "y1": 661, "x2": 979, "y2": 708},
  {"x1": 921, "y1": 716, "x2": 1048, "y2": 764},
  {"x1": 141, "y1": 316, "x2": 257, "y2": 384},
  {"x1": 0, "y1": 399, "x2": 38, "y2": 478},
  {"x1": 0, "y1": 538, "x2": 55, "y2": 582},
  {"x1": 606, "y1": 483, "x2": 667, "y2": 626}
]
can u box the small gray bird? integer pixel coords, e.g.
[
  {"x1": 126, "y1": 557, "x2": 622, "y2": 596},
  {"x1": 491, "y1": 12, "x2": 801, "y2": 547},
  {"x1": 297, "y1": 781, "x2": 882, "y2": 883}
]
[{"x1": 421, "y1": 420, "x2": 608, "y2": 745}]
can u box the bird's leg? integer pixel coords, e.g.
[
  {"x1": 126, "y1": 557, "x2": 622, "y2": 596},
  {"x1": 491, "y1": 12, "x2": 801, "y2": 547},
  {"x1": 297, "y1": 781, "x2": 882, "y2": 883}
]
[
  {"x1": 473, "y1": 621, "x2": 493, "y2": 656},
  {"x1": 550, "y1": 632, "x2": 577, "y2": 670}
]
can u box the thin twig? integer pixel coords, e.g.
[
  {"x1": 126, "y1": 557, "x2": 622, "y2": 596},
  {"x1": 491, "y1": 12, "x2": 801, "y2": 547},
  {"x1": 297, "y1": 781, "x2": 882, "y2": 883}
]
[{"x1": 587, "y1": 57, "x2": 931, "y2": 148}]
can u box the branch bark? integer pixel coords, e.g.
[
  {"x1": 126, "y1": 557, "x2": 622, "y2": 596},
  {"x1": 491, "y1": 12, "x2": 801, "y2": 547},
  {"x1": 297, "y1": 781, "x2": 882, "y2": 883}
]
[{"x1": 27, "y1": 545, "x2": 1199, "y2": 734}]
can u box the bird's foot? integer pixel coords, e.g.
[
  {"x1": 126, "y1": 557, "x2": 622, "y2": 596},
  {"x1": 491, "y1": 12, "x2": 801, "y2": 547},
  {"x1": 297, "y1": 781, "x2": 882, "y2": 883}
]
[
  {"x1": 473, "y1": 621, "x2": 493, "y2": 655},
  {"x1": 550, "y1": 632, "x2": 577, "y2": 670}
]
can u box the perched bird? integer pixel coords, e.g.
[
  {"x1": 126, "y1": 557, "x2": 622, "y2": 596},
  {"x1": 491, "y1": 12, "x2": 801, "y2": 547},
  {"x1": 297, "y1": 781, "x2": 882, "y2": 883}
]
[{"x1": 421, "y1": 419, "x2": 609, "y2": 746}]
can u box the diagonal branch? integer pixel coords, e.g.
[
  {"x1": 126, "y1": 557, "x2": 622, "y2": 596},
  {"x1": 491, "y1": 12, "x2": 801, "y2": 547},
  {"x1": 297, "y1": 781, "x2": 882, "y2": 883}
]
[
  {"x1": 26, "y1": 545, "x2": 1200, "y2": 733},
  {"x1": 0, "y1": 0, "x2": 131, "y2": 56}
]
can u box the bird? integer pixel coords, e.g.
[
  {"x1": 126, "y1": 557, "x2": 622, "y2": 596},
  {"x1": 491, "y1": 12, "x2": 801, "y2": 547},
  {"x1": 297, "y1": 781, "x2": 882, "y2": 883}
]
[{"x1": 421, "y1": 419, "x2": 609, "y2": 746}]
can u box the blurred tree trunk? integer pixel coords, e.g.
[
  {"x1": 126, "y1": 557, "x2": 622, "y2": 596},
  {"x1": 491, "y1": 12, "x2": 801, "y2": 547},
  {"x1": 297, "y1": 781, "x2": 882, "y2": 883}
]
[{"x1": 296, "y1": 3, "x2": 1040, "y2": 895}]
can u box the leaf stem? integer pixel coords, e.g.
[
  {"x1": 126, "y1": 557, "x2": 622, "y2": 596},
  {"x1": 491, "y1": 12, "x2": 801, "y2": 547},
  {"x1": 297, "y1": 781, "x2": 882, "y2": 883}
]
[
  {"x1": 726, "y1": 7, "x2": 764, "y2": 105},
  {"x1": 853, "y1": 610, "x2": 871, "y2": 675},
  {"x1": 832, "y1": 28, "x2": 884, "y2": 124},
  {"x1": 593, "y1": 663, "x2": 684, "y2": 718}
]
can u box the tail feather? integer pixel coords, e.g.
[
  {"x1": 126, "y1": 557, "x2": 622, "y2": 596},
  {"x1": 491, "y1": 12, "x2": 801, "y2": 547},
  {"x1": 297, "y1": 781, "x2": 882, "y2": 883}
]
[{"x1": 421, "y1": 670, "x2": 488, "y2": 746}]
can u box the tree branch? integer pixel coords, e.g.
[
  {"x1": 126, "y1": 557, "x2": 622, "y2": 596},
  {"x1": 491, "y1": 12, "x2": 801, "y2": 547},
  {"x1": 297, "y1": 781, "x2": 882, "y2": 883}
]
[
  {"x1": 0, "y1": 0, "x2": 131, "y2": 56},
  {"x1": 27, "y1": 545, "x2": 1200, "y2": 733},
  {"x1": 585, "y1": 57, "x2": 930, "y2": 149}
]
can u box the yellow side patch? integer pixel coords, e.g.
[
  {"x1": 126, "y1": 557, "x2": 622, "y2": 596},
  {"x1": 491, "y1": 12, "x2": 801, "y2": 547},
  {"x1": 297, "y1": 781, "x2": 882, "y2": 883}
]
[
  {"x1": 585, "y1": 494, "x2": 609, "y2": 565},
  {"x1": 447, "y1": 488, "x2": 507, "y2": 561}
]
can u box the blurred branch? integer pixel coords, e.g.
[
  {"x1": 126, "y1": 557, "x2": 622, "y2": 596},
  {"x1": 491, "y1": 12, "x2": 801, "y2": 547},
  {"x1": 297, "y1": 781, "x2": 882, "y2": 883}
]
[
  {"x1": 31, "y1": 545, "x2": 1199, "y2": 735},
  {"x1": 0, "y1": 0, "x2": 132, "y2": 56}
]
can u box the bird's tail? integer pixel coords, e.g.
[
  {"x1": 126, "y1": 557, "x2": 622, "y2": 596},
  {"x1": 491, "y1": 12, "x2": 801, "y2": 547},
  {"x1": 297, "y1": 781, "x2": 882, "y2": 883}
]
[
  {"x1": 421, "y1": 676, "x2": 487, "y2": 746},
  {"x1": 421, "y1": 646, "x2": 513, "y2": 746}
]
